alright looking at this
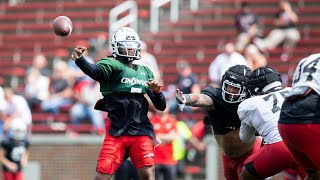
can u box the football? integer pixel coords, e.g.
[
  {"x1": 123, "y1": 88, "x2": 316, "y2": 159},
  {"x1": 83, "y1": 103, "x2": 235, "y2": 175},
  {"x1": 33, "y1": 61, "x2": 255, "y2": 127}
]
[{"x1": 52, "y1": 16, "x2": 73, "y2": 37}]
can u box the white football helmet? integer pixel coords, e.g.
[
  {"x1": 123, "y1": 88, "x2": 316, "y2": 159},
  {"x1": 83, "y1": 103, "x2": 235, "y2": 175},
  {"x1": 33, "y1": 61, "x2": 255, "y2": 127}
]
[
  {"x1": 111, "y1": 27, "x2": 141, "y2": 61},
  {"x1": 8, "y1": 119, "x2": 27, "y2": 141}
]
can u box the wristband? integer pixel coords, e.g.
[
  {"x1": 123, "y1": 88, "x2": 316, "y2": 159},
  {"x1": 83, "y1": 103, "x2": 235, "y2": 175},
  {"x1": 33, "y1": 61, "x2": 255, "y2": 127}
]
[{"x1": 184, "y1": 94, "x2": 191, "y2": 103}]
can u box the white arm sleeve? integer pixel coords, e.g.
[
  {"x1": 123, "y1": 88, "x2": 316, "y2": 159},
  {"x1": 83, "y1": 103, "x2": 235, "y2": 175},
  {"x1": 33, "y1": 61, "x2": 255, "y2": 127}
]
[
  {"x1": 239, "y1": 122, "x2": 256, "y2": 143},
  {"x1": 238, "y1": 102, "x2": 256, "y2": 143}
]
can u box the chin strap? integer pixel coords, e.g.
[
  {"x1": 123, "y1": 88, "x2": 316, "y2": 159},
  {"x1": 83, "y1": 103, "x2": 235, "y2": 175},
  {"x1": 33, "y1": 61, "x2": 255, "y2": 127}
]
[{"x1": 117, "y1": 55, "x2": 137, "y2": 62}]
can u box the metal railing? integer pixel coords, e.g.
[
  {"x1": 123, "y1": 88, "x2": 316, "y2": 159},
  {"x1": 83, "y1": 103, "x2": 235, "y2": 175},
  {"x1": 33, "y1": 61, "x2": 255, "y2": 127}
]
[
  {"x1": 150, "y1": 0, "x2": 199, "y2": 33},
  {"x1": 204, "y1": 135, "x2": 219, "y2": 180},
  {"x1": 109, "y1": 0, "x2": 138, "y2": 39}
]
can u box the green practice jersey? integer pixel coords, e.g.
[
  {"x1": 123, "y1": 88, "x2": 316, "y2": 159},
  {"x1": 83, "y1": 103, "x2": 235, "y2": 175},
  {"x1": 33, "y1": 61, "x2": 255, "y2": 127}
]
[{"x1": 97, "y1": 57, "x2": 154, "y2": 95}]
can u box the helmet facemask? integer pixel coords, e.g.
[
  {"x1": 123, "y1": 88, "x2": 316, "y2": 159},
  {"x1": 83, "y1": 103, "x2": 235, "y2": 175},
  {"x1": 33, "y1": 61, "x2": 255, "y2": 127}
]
[
  {"x1": 116, "y1": 41, "x2": 141, "y2": 61},
  {"x1": 220, "y1": 65, "x2": 252, "y2": 103},
  {"x1": 222, "y1": 79, "x2": 247, "y2": 103}
]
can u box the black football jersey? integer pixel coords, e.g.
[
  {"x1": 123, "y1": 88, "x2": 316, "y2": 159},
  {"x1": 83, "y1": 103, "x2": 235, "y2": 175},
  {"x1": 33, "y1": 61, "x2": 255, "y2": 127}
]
[
  {"x1": 279, "y1": 90, "x2": 320, "y2": 124},
  {"x1": 201, "y1": 86, "x2": 241, "y2": 135},
  {"x1": 96, "y1": 93, "x2": 156, "y2": 137},
  {"x1": 1, "y1": 138, "x2": 30, "y2": 172},
  {"x1": 94, "y1": 88, "x2": 166, "y2": 137}
]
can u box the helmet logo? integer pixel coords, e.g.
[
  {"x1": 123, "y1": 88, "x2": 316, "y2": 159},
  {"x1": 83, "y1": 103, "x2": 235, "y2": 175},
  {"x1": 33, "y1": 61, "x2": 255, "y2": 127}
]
[
  {"x1": 126, "y1": 35, "x2": 135, "y2": 40},
  {"x1": 230, "y1": 75, "x2": 237, "y2": 80}
]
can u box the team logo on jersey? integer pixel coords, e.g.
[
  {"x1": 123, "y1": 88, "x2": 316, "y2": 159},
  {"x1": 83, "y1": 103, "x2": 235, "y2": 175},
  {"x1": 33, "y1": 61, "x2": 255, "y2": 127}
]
[{"x1": 121, "y1": 77, "x2": 148, "y2": 86}]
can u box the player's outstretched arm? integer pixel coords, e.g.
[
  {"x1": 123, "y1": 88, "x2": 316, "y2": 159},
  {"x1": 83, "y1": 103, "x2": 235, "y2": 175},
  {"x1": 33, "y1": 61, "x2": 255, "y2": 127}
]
[
  {"x1": 147, "y1": 79, "x2": 166, "y2": 111},
  {"x1": 176, "y1": 89, "x2": 214, "y2": 111},
  {"x1": 71, "y1": 46, "x2": 105, "y2": 81}
]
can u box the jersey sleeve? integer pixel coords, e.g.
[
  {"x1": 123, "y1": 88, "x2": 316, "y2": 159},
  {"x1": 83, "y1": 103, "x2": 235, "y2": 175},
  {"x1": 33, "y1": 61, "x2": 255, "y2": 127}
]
[
  {"x1": 200, "y1": 86, "x2": 220, "y2": 102},
  {"x1": 201, "y1": 86, "x2": 228, "y2": 110},
  {"x1": 238, "y1": 100, "x2": 256, "y2": 143},
  {"x1": 239, "y1": 122, "x2": 256, "y2": 143},
  {"x1": 237, "y1": 100, "x2": 254, "y2": 126},
  {"x1": 96, "y1": 58, "x2": 114, "y2": 80},
  {"x1": 75, "y1": 56, "x2": 105, "y2": 81},
  {"x1": 146, "y1": 88, "x2": 166, "y2": 111}
]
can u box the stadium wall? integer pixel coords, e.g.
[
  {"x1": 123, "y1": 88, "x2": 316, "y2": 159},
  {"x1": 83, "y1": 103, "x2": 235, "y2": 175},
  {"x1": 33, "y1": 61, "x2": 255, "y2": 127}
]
[
  {"x1": 0, "y1": 135, "x2": 226, "y2": 180},
  {"x1": 0, "y1": 135, "x2": 103, "y2": 180}
]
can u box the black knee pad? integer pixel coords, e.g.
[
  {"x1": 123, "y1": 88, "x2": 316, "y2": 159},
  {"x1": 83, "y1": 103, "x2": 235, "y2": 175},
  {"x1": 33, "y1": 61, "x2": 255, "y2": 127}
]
[{"x1": 245, "y1": 161, "x2": 258, "y2": 177}]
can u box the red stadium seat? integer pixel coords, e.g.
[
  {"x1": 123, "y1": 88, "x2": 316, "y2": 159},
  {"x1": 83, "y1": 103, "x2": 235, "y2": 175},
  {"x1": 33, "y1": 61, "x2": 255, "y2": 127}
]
[
  {"x1": 32, "y1": 113, "x2": 70, "y2": 123},
  {"x1": 0, "y1": 0, "x2": 319, "y2": 135}
]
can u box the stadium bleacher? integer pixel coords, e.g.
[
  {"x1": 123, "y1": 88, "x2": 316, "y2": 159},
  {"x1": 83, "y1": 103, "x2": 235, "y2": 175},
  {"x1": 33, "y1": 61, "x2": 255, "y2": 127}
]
[
  {"x1": 0, "y1": 0, "x2": 319, "y2": 136},
  {"x1": 1, "y1": 1, "x2": 320, "y2": 180}
]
